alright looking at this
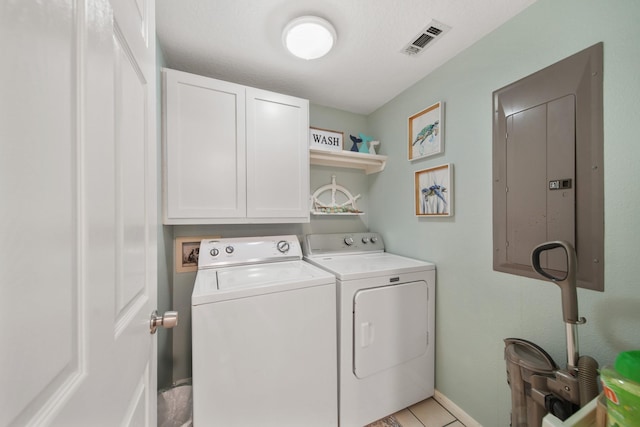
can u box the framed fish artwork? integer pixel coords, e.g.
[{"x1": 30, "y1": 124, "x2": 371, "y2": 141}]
[
  {"x1": 408, "y1": 101, "x2": 444, "y2": 161},
  {"x1": 414, "y1": 163, "x2": 453, "y2": 217}
]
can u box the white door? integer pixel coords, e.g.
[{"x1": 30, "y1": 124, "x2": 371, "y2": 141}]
[{"x1": 0, "y1": 0, "x2": 158, "y2": 425}]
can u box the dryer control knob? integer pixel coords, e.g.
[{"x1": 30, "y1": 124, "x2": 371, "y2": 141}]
[
  {"x1": 344, "y1": 237, "x2": 354, "y2": 246},
  {"x1": 361, "y1": 237, "x2": 369, "y2": 244},
  {"x1": 210, "y1": 248, "x2": 219, "y2": 257},
  {"x1": 277, "y1": 240, "x2": 290, "y2": 253},
  {"x1": 370, "y1": 236, "x2": 378, "y2": 243},
  {"x1": 225, "y1": 246, "x2": 234, "y2": 254}
]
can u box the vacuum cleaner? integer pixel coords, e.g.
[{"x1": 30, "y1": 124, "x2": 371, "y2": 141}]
[{"x1": 505, "y1": 241, "x2": 600, "y2": 426}]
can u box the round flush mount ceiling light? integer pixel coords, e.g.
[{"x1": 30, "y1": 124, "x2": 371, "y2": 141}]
[{"x1": 282, "y1": 16, "x2": 336, "y2": 60}]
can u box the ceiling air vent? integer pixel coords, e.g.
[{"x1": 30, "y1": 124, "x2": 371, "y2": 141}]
[{"x1": 401, "y1": 20, "x2": 451, "y2": 56}]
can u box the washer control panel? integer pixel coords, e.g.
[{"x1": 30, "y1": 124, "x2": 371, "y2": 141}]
[
  {"x1": 303, "y1": 232, "x2": 385, "y2": 256},
  {"x1": 198, "y1": 235, "x2": 302, "y2": 269}
]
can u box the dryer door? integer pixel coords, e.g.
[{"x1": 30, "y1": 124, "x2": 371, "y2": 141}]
[{"x1": 353, "y1": 281, "x2": 429, "y2": 378}]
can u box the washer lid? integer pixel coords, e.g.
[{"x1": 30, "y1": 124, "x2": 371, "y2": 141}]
[
  {"x1": 192, "y1": 261, "x2": 335, "y2": 305},
  {"x1": 305, "y1": 252, "x2": 435, "y2": 281}
]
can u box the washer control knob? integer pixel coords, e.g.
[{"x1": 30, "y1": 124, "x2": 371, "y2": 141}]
[
  {"x1": 225, "y1": 246, "x2": 234, "y2": 254},
  {"x1": 370, "y1": 236, "x2": 378, "y2": 243},
  {"x1": 277, "y1": 240, "x2": 290, "y2": 253},
  {"x1": 344, "y1": 237, "x2": 354, "y2": 246},
  {"x1": 361, "y1": 237, "x2": 369, "y2": 244},
  {"x1": 210, "y1": 248, "x2": 219, "y2": 257}
]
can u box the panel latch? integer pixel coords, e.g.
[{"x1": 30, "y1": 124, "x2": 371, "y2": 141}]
[{"x1": 549, "y1": 179, "x2": 572, "y2": 190}]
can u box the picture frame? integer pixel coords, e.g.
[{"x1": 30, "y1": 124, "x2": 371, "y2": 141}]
[
  {"x1": 309, "y1": 127, "x2": 344, "y2": 152},
  {"x1": 415, "y1": 163, "x2": 453, "y2": 217},
  {"x1": 174, "y1": 236, "x2": 220, "y2": 273},
  {"x1": 408, "y1": 101, "x2": 444, "y2": 161}
]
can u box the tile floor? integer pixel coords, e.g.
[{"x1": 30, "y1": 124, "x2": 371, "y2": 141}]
[{"x1": 366, "y1": 397, "x2": 465, "y2": 427}]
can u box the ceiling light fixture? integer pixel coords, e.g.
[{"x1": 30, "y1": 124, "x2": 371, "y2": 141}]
[{"x1": 282, "y1": 16, "x2": 336, "y2": 60}]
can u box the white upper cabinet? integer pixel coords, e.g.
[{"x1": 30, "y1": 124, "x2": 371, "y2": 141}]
[{"x1": 162, "y1": 69, "x2": 310, "y2": 224}]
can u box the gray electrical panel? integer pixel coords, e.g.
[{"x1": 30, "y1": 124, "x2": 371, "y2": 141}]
[{"x1": 492, "y1": 43, "x2": 604, "y2": 291}]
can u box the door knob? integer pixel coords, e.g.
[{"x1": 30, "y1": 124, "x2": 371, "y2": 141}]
[{"x1": 150, "y1": 310, "x2": 178, "y2": 334}]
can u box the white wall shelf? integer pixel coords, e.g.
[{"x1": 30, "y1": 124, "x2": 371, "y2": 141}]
[{"x1": 309, "y1": 148, "x2": 387, "y2": 174}]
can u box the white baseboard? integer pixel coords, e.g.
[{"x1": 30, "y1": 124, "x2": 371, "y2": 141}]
[{"x1": 434, "y1": 389, "x2": 482, "y2": 427}]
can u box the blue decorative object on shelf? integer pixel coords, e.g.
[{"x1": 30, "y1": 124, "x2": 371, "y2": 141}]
[
  {"x1": 358, "y1": 133, "x2": 373, "y2": 154},
  {"x1": 349, "y1": 134, "x2": 362, "y2": 152}
]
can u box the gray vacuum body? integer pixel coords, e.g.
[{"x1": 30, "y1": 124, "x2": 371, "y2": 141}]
[{"x1": 505, "y1": 241, "x2": 599, "y2": 426}]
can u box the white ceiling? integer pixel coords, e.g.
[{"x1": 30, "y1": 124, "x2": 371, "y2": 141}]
[{"x1": 156, "y1": 0, "x2": 538, "y2": 115}]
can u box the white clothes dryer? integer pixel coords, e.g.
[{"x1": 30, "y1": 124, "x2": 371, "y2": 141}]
[
  {"x1": 303, "y1": 232, "x2": 436, "y2": 427},
  {"x1": 192, "y1": 235, "x2": 337, "y2": 427}
]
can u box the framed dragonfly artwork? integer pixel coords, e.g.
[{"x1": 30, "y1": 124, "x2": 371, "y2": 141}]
[{"x1": 414, "y1": 163, "x2": 453, "y2": 217}]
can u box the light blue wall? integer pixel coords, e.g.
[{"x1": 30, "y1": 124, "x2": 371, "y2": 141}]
[{"x1": 367, "y1": 0, "x2": 640, "y2": 424}]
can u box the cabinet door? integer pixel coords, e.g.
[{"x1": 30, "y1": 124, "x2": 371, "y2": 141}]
[
  {"x1": 163, "y1": 69, "x2": 246, "y2": 222},
  {"x1": 246, "y1": 88, "x2": 310, "y2": 222}
]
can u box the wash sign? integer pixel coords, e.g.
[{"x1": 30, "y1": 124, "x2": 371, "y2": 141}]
[{"x1": 309, "y1": 127, "x2": 343, "y2": 152}]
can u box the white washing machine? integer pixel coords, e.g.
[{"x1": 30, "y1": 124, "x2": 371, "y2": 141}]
[
  {"x1": 303, "y1": 232, "x2": 436, "y2": 427},
  {"x1": 192, "y1": 235, "x2": 337, "y2": 427}
]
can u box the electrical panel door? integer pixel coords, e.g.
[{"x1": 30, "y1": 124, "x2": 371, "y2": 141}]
[
  {"x1": 505, "y1": 95, "x2": 576, "y2": 272},
  {"x1": 492, "y1": 42, "x2": 604, "y2": 291}
]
